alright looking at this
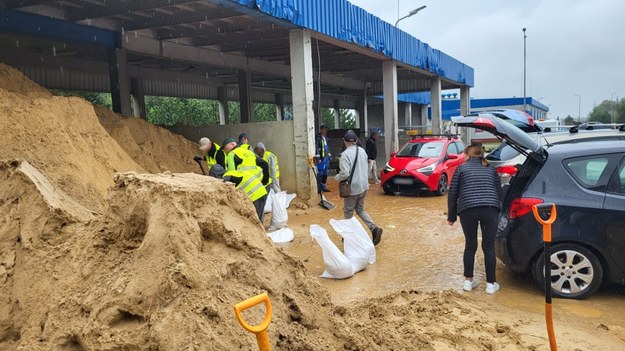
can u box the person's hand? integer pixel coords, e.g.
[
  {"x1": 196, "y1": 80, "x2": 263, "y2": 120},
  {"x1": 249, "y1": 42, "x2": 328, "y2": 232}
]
[
  {"x1": 447, "y1": 221, "x2": 455, "y2": 226},
  {"x1": 193, "y1": 156, "x2": 203, "y2": 162}
]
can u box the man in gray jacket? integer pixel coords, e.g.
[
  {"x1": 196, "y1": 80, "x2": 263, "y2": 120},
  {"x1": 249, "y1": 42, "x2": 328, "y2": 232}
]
[{"x1": 335, "y1": 131, "x2": 383, "y2": 245}]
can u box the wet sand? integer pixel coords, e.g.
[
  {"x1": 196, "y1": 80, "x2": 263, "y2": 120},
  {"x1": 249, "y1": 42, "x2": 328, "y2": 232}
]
[{"x1": 282, "y1": 180, "x2": 625, "y2": 350}]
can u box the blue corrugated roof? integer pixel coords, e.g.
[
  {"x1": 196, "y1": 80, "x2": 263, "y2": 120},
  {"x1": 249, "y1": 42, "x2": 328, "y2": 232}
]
[{"x1": 230, "y1": 0, "x2": 474, "y2": 87}]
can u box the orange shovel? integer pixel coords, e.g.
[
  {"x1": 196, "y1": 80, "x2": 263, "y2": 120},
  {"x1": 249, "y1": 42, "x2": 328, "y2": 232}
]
[{"x1": 234, "y1": 292, "x2": 273, "y2": 351}]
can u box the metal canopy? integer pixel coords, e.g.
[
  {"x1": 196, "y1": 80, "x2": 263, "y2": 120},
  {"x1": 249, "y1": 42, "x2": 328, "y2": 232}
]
[{"x1": 0, "y1": 0, "x2": 469, "y2": 104}]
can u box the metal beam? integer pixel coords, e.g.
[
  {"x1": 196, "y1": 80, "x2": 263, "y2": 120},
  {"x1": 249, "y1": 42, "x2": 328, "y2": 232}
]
[
  {"x1": 69, "y1": 0, "x2": 198, "y2": 21},
  {"x1": 122, "y1": 6, "x2": 238, "y2": 31},
  {"x1": 0, "y1": 7, "x2": 118, "y2": 47},
  {"x1": 4, "y1": 0, "x2": 49, "y2": 9},
  {"x1": 122, "y1": 34, "x2": 365, "y2": 91}
]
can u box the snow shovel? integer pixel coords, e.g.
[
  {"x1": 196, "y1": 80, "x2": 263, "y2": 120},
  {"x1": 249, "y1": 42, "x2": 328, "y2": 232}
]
[
  {"x1": 234, "y1": 292, "x2": 273, "y2": 351},
  {"x1": 532, "y1": 203, "x2": 558, "y2": 351},
  {"x1": 308, "y1": 157, "x2": 334, "y2": 210}
]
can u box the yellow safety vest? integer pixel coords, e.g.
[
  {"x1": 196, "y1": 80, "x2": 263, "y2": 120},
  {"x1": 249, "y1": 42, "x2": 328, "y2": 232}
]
[
  {"x1": 262, "y1": 151, "x2": 280, "y2": 183},
  {"x1": 226, "y1": 148, "x2": 263, "y2": 182},
  {"x1": 240, "y1": 143, "x2": 252, "y2": 151},
  {"x1": 224, "y1": 170, "x2": 267, "y2": 202},
  {"x1": 204, "y1": 142, "x2": 221, "y2": 169}
]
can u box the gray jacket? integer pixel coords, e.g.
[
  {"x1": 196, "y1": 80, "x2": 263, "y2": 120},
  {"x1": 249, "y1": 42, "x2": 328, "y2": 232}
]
[{"x1": 335, "y1": 145, "x2": 369, "y2": 196}]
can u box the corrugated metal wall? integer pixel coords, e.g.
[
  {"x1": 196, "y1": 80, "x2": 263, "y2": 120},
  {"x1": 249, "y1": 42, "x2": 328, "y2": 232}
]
[{"x1": 231, "y1": 0, "x2": 474, "y2": 86}]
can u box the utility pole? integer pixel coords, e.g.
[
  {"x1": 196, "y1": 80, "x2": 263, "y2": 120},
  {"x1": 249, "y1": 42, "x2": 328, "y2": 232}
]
[
  {"x1": 574, "y1": 94, "x2": 581, "y2": 123},
  {"x1": 523, "y1": 28, "x2": 527, "y2": 114}
]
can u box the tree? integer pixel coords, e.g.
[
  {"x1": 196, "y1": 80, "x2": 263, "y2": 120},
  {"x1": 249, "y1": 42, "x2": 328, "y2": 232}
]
[
  {"x1": 52, "y1": 90, "x2": 112, "y2": 109},
  {"x1": 145, "y1": 96, "x2": 219, "y2": 126},
  {"x1": 588, "y1": 99, "x2": 623, "y2": 124},
  {"x1": 563, "y1": 115, "x2": 576, "y2": 125},
  {"x1": 320, "y1": 108, "x2": 357, "y2": 129}
]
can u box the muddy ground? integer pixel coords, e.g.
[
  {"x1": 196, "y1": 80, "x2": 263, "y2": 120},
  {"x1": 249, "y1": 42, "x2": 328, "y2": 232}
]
[{"x1": 282, "y1": 181, "x2": 625, "y2": 351}]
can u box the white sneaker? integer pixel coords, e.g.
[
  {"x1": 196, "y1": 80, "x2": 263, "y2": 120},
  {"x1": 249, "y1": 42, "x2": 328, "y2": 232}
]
[
  {"x1": 463, "y1": 279, "x2": 478, "y2": 292},
  {"x1": 486, "y1": 282, "x2": 500, "y2": 295}
]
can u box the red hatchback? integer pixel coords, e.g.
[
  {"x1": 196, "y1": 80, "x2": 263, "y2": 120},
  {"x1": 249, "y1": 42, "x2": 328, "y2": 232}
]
[{"x1": 381, "y1": 135, "x2": 465, "y2": 195}]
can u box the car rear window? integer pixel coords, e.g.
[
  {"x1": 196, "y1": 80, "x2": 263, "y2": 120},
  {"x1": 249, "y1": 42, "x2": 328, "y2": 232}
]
[
  {"x1": 486, "y1": 144, "x2": 520, "y2": 161},
  {"x1": 564, "y1": 157, "x2": 610, "y2": 190},
  {"x1": 397, "y1": 141, "x2": 444, "y2": 158}
]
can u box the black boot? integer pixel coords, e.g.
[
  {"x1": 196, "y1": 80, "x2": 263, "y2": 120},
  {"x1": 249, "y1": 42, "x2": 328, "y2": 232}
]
[{"x1": 371, "y1": 227, "x2": 383, "y2": 246}]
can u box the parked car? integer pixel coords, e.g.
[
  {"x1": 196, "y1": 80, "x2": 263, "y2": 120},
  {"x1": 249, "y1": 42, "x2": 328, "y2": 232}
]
[
  {"x1": 380, "y1": 135, "x2": 465, "y2": 195},
  {"x1": 455, "y1": 115, "x2": 625, "y2": 299},
  {"x1": 487, "y1": 126, "x2": 625, "y2": 184}
]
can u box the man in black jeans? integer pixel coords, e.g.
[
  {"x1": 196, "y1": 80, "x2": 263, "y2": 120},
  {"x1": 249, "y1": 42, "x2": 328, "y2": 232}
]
[
  {"x1": 447, "y1": 144, "x2": 502, "y2": 295},
  {"x1": 365, "y1": 132, "x2": 380, "y2": 184}
]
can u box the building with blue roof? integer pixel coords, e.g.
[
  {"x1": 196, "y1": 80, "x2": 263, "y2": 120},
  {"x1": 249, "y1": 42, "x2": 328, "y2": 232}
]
[{"x1": 0, "y1": 0, "x2": 474, "y2": 200}]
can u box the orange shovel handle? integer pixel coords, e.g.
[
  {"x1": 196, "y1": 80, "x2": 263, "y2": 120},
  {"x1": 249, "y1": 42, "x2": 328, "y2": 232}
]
[
  {"x1": 532, "y1": 203, "x2": 557, "y2": 242},
  {"x1": 234, "y1": 292, "x2": 272, "y2": 351}
]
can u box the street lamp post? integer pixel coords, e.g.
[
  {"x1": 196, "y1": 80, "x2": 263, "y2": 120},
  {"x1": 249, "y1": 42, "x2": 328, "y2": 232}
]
[
  {"x1": 523, "y1": 28, "x2": 527, "y2": 113},
  {"x1": 611, "y1": 92, "x2": 617, "y2": 124},
  {"x1": 574, "y1": 94, "x2": 581, "y2": 123},
  {"x1": 395, "y1": 5, "x2": 427, "y2": 27}
]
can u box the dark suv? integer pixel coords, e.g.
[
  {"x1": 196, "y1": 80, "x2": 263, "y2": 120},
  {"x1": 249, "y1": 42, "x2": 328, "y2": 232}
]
[{"x1": 455, "y1": 115, "x2": 625, "y2": 299}]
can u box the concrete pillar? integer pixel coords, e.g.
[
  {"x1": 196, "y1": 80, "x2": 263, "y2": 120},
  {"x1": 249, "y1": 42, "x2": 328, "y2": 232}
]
[
  {"x1": 460, "y1": 86, "x2": 470, "y2": 143},
  {"x1": 356, "y1": 92, "x2": 368, "y2": 134},
  {"x1": 238, "y1": 69, "x2": 253, "y2": 123},
  {"x1": 275, "y1": 93, "x2": 284, "y2": 121},
  {"x1": 430, "y1": 77, "x2": 442, "y2": 133},
  {"x1": 108, "y1": 48, "x2": 131, "y2": 116},
  {"x1": 420, "y1": 104, "x2": 429, "y2": 126},
  {"x1": 333, "y1": 100, "x2": 340, "y2": 129},
  {"x1": 383, "y1": 60, "x2": 399, "y2": 158},
  {"x1": 217, "y1": 86, "x2": 229, "y2": 125},
  {"x1": 404, "y1": 102, "x2": 413, "y2": 127},
  {"x1": 130, "y1": 78, "x2": 145, "y2": 119},
  {"x1": 289, "y1": 29, "x2": 316, "y2": 201}
]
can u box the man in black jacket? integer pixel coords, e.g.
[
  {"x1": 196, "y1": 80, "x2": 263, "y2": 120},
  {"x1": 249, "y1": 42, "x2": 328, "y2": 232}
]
[{"x1": 365, "y1": 132, "x2": 380, "y2": 184}]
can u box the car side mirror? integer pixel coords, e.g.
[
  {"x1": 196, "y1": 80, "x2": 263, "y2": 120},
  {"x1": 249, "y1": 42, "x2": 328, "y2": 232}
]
[
  {"x1": 447, "y1": 154, "x2": 459, "y2": 160},
  {"x1": 391, "y1": 152, "x2": 397, "y2": 157}
]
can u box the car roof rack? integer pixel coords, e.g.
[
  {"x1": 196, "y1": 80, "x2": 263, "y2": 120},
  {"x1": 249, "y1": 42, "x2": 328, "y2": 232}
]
[{"x1": 410, "y1": 133, "x2": 459, "y2": 140}]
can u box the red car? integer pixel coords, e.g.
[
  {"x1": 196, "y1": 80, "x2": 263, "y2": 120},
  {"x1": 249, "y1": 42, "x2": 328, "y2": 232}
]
[{"x1": 381, "y1": 135, "x2": 466, "y2": 195}]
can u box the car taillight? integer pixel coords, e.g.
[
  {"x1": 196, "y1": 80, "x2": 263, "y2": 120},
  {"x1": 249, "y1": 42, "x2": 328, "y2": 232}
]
[
  {"x1": 509, "y1": 198, "x2": 543, "y2": 219},
  {"x1": 496, "y1": 165, "x2": 518, "y2": 177}
]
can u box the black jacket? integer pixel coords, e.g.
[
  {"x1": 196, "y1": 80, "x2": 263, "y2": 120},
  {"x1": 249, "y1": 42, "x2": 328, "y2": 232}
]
[
  {"x1": 365, "y1": 137, "x2": 377, "y2": 161},
  {"x1": 447, "y1": 158, "x2": 502, "y2": 222},
  {"x1": 207, "y1": 146, "x2": 226, "y2": 169}
]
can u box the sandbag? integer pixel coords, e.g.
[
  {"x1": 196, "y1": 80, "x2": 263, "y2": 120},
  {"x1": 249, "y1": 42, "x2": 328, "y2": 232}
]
[
  {"x1": 268, "y1": 191, "x2": 288, "y2": 231},
  {"x1": 285, "y1": 192, "x2": 296, "y2": 208},
  {"x1": 310, "y1": 225, "x2": 354, "y2": 279},
  {"x1": 267, "y1": 227, "x2": 294, "y2": 243},
  {"x1": 329, "y1": 218, "x2": 374, "y2": 273},
  {"x1": 263, "y1": 189, "x2": 274, "y2": 214}
]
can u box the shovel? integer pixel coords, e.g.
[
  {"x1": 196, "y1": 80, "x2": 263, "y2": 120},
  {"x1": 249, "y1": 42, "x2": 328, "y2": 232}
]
[
  {"x1": 193, "y1": 157, "x2": 206, "y2": 175},
  {"x1": 308, "y1": 157, "x2": 334, "y2": 210},
  {"x1": 532, "y1": 203, "x2": 558, "y2": 351},
  {"x1": 234, "y1": 292, "x2": 273, "y2": 351}
]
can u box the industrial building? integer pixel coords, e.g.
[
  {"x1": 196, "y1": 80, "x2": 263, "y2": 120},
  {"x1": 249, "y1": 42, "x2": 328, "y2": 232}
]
[{"x1": 0, "y1": 0, "x2": 474, "y2": 200}]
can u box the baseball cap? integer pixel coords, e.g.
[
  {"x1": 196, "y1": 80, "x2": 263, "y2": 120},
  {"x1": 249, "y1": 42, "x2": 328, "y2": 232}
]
[
  {"x1": 222, "y1": 137, "x2": 237, "y2": 146},
  {"x1": 198, "y1": 137, "x2": 211, "y2": 151},
  {"x1": 343, "y1": 131, "x2": 358, "y2": 142}
]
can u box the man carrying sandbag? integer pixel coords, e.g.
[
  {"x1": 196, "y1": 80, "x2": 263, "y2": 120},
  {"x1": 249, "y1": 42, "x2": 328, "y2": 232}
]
[{"x1": 335, "y1": 131, "x2": 383, "y2": 246}]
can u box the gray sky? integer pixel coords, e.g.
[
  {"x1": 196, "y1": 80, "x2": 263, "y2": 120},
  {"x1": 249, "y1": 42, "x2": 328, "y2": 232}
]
[{"x1": 348, "y1": 0, "x2": 625, "y2": 119}]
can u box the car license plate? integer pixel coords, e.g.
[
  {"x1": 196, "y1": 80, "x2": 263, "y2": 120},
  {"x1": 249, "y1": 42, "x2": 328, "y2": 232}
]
[{"x1": 394, "y1": 178, "x2": 413, "y2": 185}]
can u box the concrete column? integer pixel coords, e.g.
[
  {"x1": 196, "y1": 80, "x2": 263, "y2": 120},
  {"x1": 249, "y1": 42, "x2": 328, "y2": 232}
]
[
  {"x1": 404, "y1": 102, "x2": 413, "y2": 127},
  {"x1": 430, "y1": 77, "x2": 442, "y2": 133},
  {"x1": 383, "y1": 60, "x2": 399, "y2": 159},
  {"x1": 356, "y1": 91, "x2": 368, "y2": 134},
  {"x1": 108, "y1": 48, "x2": 131, "y2": 116},
  {"x1": 217, "y1": 86, "x2": 229, "y2": 125},
  {"x1": 289, "y1": 29, "x2": 316, "y2": 201},
  {"x1": 420, "y1": 104, "x2": 429, "y2": 127},
  {"x1": 333, "y1": 100, "x2": 340, "y2": 129},
  {"x1": 275, "y1": 93, "x2": 284, "y2": 121},
  {"x1": 460, "y1": 86, "x2": 470, "y2": 143},
  {"x1": 129, "y1": 78, "x2": 146, "y2": 119},
  {"x1": 238, "y1": 69, "x2": 253, "y2": 123}
]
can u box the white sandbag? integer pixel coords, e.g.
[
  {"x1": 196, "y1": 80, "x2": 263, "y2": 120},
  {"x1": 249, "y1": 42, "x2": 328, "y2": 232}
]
[
  {"x1": 285, "y1": 192, "x2": 296, "y2": 208},
  {"x1": 268, "y1": 191, "x2": 288, "y2": 231},
  {"x1": 263, "y1": 189, "x2": 275, "y2": 214},
  {"x1": 310, "y1": 225, "x2": 354, "y2": 279},
  {"x1": 330, "y1": 217, "x2": 376, "y2": 265},
  {"x1": 267, "y1": 227, "x2": 294, "y2": 243}
]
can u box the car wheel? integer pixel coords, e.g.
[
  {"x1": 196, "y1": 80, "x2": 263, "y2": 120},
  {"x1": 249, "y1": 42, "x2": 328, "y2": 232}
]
[
  {"x1": 532, "y1": 244, "x2": 603, "y2": 299},
  {"x1": 434, "y1": 174, "x2": 448, "y2": 196}
]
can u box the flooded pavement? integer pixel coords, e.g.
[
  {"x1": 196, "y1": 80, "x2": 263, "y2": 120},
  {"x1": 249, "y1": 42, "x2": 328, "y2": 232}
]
[{"x1": 282, "y1": 181, "x2": 625, "y2": 345}]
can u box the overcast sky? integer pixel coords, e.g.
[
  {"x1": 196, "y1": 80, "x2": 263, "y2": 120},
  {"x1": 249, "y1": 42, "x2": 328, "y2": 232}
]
[{"x1": 348, "y1": 0, "x2": 625, "y2": 119}]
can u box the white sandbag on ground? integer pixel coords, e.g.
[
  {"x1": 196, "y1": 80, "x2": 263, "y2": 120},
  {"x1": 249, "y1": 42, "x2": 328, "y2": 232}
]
[
  {"x1": 310, "y1": 225, "x2": 354, "y2": 279},
  {"x1": 263, "y1": 189, "x2": 275, "y2": 214},
  {"x1": 329, "y1": 217, "x2": 376, "y2": 265},
  {"x1": 268, "y1": 191, "x2": 288, "y2": 231},
  {"x1": 267, "y1": 227, "x2": 294, "y2": 243}
]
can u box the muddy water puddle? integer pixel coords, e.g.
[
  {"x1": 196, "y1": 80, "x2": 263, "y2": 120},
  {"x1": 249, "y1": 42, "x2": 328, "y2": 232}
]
[{"x1": 283, "y1": 182, "x2": 625, "y2": 333}]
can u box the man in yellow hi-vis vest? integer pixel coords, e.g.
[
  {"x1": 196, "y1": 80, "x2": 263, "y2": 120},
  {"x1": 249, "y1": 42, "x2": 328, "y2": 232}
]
[
  {"x1": 223, "y1": 168, "x2": 267, "y2": 220},
  {"x1": 195, "y1": 137, "x2": 225, "y2": 171},
  {"x1": 254, "y1": 142, "x2": 280, "y2": 193}
]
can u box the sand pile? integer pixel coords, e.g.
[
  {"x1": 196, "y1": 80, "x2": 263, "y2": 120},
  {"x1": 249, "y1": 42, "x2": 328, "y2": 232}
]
[
  {"x1": 94, "y1": 105, "x2": 198, "y2": 174},
  {"x1": 0, "y1": 160, "x2": 532, "y2": 351},
  {"x1": 0, "y1": 65, "x2": 51, "y2": 98}
]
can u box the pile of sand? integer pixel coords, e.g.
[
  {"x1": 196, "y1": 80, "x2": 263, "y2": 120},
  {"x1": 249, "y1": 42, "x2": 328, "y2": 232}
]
[
  {"x1": 94, "y1": 105, "x2": 198, "y2": 174},
  {"x1": 0, "y1": 65, "x2": 51, "y2": 98}
]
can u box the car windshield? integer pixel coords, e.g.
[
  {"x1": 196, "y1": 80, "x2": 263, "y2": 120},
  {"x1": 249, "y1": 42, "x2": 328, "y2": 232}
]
[
  {"x1": 486, "y1": 143, "x2": 521, "y2": 161},
  {"x1": 397, "y1": 141, "x2": 445, "y2": 158}
]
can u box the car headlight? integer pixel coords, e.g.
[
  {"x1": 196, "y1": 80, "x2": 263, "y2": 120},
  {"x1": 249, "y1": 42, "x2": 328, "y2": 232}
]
[
  {"x1": 417, "y1": 164, "x2": 436, "y2": 175},
  {"x1": 384, "y1": 163, "x2": 395, "y2": 172}
]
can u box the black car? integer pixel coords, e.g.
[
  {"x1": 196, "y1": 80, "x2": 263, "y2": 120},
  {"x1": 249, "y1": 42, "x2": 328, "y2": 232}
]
[{"x1": 455, "y1": 115, "x2": 625, "y2": 299}]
